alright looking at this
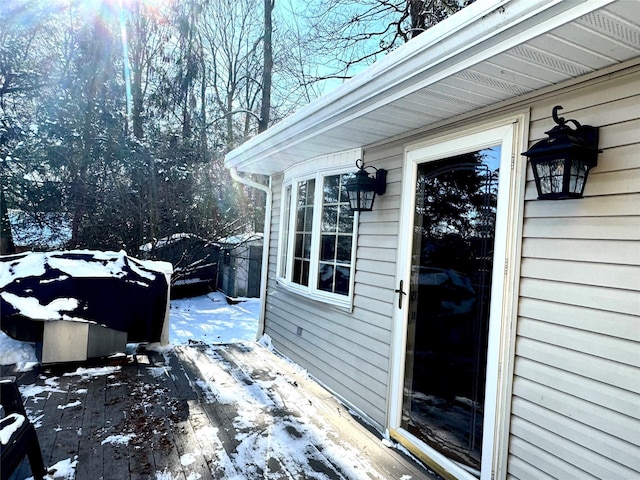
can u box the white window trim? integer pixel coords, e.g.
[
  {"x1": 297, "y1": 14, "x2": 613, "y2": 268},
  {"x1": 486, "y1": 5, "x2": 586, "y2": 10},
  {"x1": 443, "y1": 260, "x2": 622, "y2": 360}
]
[{"x1": 276, "y1": 149, "x2": 362, "y2": 310}]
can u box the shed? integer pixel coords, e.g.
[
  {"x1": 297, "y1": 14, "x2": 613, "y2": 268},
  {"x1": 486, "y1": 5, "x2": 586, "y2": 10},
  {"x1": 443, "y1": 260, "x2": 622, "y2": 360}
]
[
  {"x1": 225, "y1": 1, "x2": 640, "y2": 479},
  {"x1": 139, "y1": 233, "x2": 220, "y2": 298},
  {"x1": 217, "y1": 233, "x2": 263, "y2": 298}
]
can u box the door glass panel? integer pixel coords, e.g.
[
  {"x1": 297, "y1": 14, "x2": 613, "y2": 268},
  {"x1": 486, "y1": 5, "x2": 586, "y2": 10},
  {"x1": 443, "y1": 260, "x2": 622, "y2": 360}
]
[{"x1": 402, "y1": 146, "x2": 500, "y2": 472}]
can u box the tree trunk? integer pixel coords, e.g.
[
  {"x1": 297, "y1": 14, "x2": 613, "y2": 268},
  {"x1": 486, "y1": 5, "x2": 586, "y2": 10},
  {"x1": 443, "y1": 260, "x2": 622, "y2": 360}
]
[
  {"x1": 409, "y1": 0, "x2": 427, "y2": 38},
  {"x1": 258, "y1": 0, "x2": 274, "y2": 133},
  {"x1": 199, "y1": 40, "x2": 208, "y2": 161},
  {"x1": 0, "y1": 188, "x2": 16, "y2": 254}
]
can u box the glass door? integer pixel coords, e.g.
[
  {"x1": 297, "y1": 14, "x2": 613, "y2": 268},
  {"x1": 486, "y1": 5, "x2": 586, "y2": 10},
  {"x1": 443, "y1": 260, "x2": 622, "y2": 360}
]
[{"x1": 401, "y1": 146, "x2": 500, "y2": 472}]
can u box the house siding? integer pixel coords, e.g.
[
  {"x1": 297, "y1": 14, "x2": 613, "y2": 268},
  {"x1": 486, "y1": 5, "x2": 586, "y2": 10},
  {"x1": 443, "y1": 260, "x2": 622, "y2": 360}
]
[
  {"x1": 262, "y1": 63, "x2": 640, "y2": 476},
  {"x1": 265, "y1": 172, "x2": 398, "y2": 429},
  {"x1": 508, "y1": 66, "x2": 640, "y2": 479}
]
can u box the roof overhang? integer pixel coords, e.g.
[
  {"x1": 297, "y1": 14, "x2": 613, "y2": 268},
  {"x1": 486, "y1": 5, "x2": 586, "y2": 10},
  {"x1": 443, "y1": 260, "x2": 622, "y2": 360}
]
[{"x1": 225, "y1": 0, "x2": 640, "y2": 175}]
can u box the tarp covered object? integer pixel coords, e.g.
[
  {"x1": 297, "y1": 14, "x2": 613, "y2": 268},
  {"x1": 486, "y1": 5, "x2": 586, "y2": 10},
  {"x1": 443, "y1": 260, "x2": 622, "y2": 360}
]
[{"x1": 0, "y1": 250, "x2": 172, "y2": 343}]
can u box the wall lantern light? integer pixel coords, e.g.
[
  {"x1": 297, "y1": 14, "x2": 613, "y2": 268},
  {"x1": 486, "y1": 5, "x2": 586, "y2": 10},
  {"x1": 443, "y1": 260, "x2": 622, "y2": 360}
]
[
  {"x1": 344, "y1": 159, "x2": 387, "y2": 212},
  {"x1": 522, "y1": 105, "x2": 601, "y2": 200}
]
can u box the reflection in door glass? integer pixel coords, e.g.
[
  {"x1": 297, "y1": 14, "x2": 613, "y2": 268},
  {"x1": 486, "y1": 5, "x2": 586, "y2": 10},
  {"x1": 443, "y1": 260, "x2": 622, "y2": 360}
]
[{"x1": 402, "y1": 146, "x2": 500, "y2": 473}]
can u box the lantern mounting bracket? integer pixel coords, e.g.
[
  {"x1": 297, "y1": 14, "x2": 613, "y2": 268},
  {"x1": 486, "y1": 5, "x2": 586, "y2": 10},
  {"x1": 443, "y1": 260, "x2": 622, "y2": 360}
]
[
  {"x1": 354, "y1": 159, "x2": 387, "y2": 195},
  {"x1": 344, "y1": 159, "x2": 387, "y2": 212},
  {"x1": 551, "y1": 105, "x2": 582, "y2": 130}
]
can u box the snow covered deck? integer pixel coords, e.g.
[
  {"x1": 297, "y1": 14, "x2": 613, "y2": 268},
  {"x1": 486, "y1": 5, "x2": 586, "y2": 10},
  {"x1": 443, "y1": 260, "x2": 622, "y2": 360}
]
[{"x1": 3, "y1": 342, "x2": 438, "y2": 480}]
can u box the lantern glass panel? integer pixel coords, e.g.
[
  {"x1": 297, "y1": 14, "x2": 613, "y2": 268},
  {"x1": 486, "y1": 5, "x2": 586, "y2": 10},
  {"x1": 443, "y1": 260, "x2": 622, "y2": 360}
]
[
  {"x1": 569, "y1": 159, "x2": 589, "y2": 194},
  {"x1": 535, "y1": 157, "x2": 565, "y2": 195},
  {"x1": 347, "y1": 189, "x2": 375, "y2": 211}
]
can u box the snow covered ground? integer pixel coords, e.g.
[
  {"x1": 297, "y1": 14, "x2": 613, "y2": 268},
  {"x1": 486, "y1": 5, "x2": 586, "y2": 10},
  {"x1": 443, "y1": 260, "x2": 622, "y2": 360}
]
[
  {"x1": 0, "y1": 291, "x2": 258, "y2": 480},
  {"x1": 1, "y1": 291, "x2": 431, "y2": 480},
  {"x1": 169, "y1": 292, "x2": 260, "y2": 345}
]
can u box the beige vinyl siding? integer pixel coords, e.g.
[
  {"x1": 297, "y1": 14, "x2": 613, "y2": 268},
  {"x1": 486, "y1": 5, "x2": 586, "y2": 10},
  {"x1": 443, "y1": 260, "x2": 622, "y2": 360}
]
[
  {"x1": 263, "y1": 159, "x2": 404, "y2": 428},
  {"x1": 508, "y1": 67, "x2": 640, "y2": 479},
  {"x1": 261, "y1": 62, "x2": 639, "y2": 472}
]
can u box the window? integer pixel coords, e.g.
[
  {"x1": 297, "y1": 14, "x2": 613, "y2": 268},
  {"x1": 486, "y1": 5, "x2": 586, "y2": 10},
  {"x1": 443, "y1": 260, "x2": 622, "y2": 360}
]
[
  {"x1": 293, "y1": 179, "x2": 315, "y2": 286},
  {"x1": 277, "y1": 151, "x2": 360, "y2": 307},
  {"x1": 318, "y1": 175, "x2": 353, "y2": 295}
]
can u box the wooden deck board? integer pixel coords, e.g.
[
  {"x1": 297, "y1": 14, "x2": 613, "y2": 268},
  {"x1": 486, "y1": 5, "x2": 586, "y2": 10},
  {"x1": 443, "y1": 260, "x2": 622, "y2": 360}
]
[
  {"x1": 76, "y1": 373, "x2": 107, "y2": 480},
  {"x1": 4, "y1": 344, "x2": 440, "y2": 480}
]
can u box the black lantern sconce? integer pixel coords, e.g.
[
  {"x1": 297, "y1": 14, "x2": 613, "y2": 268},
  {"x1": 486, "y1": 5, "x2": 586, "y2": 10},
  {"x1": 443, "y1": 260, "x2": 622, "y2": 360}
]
[
  {"x1": 344, "y1": 159, "x2": 387, "y2": 212},
  {"x1": 522, "y1": 105, "x2": 601, "y2": 200}
]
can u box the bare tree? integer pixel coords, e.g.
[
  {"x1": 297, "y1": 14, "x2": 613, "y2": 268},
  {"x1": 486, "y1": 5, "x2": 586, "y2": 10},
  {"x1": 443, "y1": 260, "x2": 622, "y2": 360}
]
[
  {"x1": 294, "y1": 0, "x2": 474, "y2": 84},
  {"x1": 124, "y1": 0, "x2": 172, "y2": 140},
  {"x1": 199, "y1": 0, "x2": 264, "y2": 149},
  {"x1": 1, "y1": 0, "x2": 331, "y2": 253}
]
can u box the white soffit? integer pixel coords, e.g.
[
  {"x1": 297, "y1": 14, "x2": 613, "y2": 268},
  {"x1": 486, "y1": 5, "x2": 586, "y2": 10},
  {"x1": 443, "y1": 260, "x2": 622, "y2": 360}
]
[{"x1": 225, "y1": 0, "x2": 640, "y2": 175}]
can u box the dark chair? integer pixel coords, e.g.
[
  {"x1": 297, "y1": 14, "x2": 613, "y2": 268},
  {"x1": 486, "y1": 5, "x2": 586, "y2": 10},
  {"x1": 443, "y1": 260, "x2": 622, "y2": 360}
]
[{"x1": 1, "y1": 376, "x2": 46, "y2": 480}]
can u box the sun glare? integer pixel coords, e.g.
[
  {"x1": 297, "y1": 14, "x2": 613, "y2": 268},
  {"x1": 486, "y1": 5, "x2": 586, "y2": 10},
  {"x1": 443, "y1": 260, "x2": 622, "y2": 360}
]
[{"x1": 51, "y1": 0, "x2": 174, "y2": 17}]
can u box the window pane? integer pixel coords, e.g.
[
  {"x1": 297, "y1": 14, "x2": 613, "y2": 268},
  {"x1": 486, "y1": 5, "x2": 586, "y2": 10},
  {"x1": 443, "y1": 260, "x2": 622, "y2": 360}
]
[
  {"x1": 318, "y1": 263, "x2": 335, "y2": 292},
  {"x1": 323, "y1": 175, "x2": 340, "y2": 203},
  {"x1": 320, "y1": 235, "x2": 336, "y2": 261},
  {"x1": 334, "y1": 266, "x2": 350, "y2": 295},
  {"x1": 337, "y1": 204, "x2": 354, "y2": 233},
  {"x1": 341, "y1": 172, "x2": 356, "y2": 196},
  {"x1": 322, "y1": 205, "x2": 338, "y2": 232},
  {"x1": 304, "y1": 206, "x2": 314, "y2": 230},
  {"x1": 293, "y1": 259, "x2": 304, "y2": 284},
  {"x1": 303, "y1": 233, "x2": 312, "y2": 258},
  {"x1": 294, "y1": 233, "x2": 303, "y2": 257},
  {"x1": 297, "y1": 206, "x2": 313, "y2": 231},
  {"x1": 307, "y1": 181, "x2": 315, "y2": 203},
  {"x1": 301, "y1": 260, "x2": 310, "y2": 285},
  {"x1": 318, "y1": 264, "x2": 351, "y2": 294},
  {"x1": 293, "y1": 259, "x2": 310, "y2": 286},
  {"x1": 336, "y1": 235, "x2": 352, "y2": 262}
]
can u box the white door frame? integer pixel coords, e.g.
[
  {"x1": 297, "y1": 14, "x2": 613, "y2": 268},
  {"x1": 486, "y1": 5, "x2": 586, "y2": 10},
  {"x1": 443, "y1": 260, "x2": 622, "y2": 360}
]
[{"x1": 387, "y1": 114, "x2": 528, "y2": 480}]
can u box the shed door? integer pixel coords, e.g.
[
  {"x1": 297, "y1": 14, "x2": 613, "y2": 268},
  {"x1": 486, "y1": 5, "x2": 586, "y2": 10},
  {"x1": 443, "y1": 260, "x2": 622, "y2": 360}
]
[
  {"x1": 391, "y1": 122, "x2": 521, "y2": 480},
  {"x1": 248, "y1": 245, "x2": 262, "y2": 298}
]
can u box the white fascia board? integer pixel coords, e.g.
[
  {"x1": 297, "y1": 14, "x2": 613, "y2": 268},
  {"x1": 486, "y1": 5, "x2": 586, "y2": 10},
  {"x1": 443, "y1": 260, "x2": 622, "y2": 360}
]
[{"x1": 224, "y1": 0, "x2": 613, "y2": 174}]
